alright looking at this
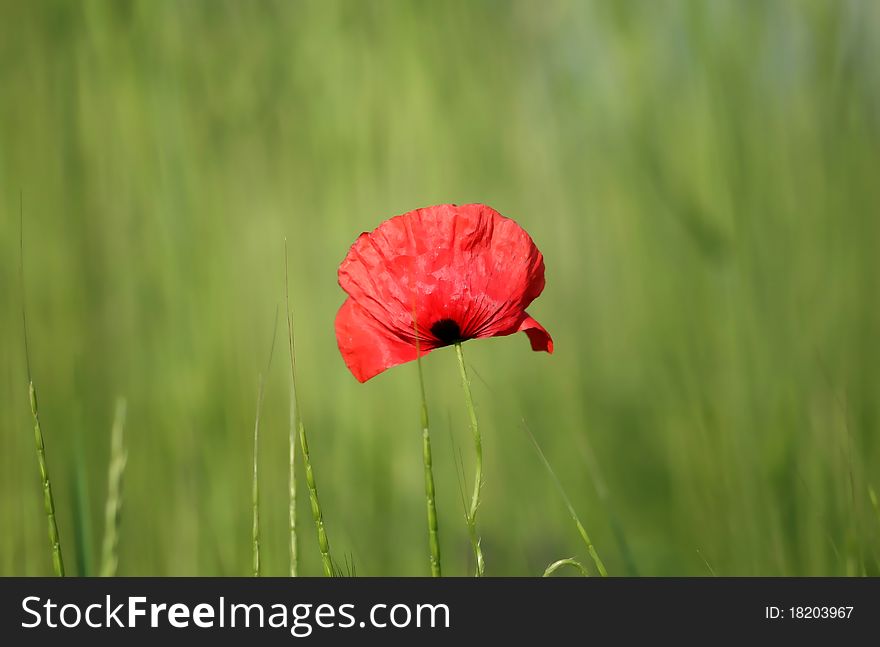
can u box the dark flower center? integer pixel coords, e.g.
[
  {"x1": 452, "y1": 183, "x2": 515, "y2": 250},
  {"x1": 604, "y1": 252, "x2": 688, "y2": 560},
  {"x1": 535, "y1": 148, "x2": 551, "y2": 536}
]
[{"x1": 430, "y1": 318, "x2": 463, "y2": 345}]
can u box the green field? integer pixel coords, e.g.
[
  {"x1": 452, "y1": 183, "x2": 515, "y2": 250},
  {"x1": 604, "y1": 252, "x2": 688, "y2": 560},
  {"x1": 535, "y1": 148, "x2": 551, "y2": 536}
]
[{"x1": 2, "y1": 0, "x2": 879, "y2": 577}]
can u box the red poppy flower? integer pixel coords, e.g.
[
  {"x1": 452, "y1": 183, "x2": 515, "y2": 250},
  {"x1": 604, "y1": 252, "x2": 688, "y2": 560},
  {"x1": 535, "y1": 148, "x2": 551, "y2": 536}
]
[{"x1": 335, "y1": 203, "x2": 553, "y2": 382}]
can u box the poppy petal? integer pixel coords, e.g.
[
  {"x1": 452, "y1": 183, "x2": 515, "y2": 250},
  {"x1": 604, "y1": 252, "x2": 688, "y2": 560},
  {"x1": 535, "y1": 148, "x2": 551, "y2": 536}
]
[
  {"x1": 517, "y1": 313, "x2": 554, "y2": 354},
  {"x1": 335, "y1": 297, "x2": 432, "y2": 383}
]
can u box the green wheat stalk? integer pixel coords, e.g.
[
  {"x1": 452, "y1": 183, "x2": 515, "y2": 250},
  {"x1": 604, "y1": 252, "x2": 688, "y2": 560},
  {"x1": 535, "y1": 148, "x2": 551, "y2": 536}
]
[
  {"x1": 543, "y1": 557, "x2": 589, "y2": 577},
  {"x1": 523, "y1": 418, "x2": 607, "y2": 577},
  {"x1": 454, "y1": 342, "x2": 485, "y2": 577},
  {"x1": 252, "y1": 308, "x2": 279, "y2": 577},
  {"x1": 415, "y1": 324, "x2": 441, "y2": 577},
  {"x1": 100, "y1": 398, "x2": 127, "y2": 577},
  {"x1": 284, "y1": 241, "x2": 333, "y2": 577},
  {"x1": 20, "y1": 192, "x2": 65, "y2": 577},
  {"x1": 28, "y1": 382, "x2": 65, "y2": 576}
]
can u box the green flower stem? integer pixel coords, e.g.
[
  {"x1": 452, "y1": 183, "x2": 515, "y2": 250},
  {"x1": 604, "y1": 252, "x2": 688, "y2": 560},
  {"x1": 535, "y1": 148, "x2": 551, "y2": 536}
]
[
  {"x1": 454, "y1": 342, "x2": 485, "y2": 577},
  {"x1": 416, "y1": 350, "x2": 441, "y2": 577}
]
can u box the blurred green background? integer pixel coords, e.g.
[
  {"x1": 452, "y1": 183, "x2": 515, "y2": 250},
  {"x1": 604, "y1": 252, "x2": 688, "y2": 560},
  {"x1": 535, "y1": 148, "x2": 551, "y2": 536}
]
[{"x1": 2, "y1": 0, "x2": 879, "y2": 576}]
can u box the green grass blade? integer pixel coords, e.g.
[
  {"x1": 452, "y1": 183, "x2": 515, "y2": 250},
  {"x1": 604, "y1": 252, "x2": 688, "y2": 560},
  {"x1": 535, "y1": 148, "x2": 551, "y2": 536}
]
[
  {"x1": 543, "y1": 557, "x2": 589, "y2": 577},
  {"x1": 100, "y1": 398, "x2": 127, "y2": 577},
  {"x1": 575, "y1": 432, "x2": 638, "y2": 575},
  {"x1": 523, "y1": 419, "x2": 607, "y2": 577},
  {"x1": 696, "y1": 548, "x2": 717, "y2": 577}
]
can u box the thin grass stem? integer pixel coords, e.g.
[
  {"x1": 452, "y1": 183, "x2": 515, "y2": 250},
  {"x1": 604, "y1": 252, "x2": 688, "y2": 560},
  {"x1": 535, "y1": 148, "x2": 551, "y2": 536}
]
[
  {"x1": 697, "y1": 548, "x2": 717, "y2": 577},
  {"x1": 252, "y1": 374, "x2": 265, "y2": 577},
  {"x1": 575, "y1": 431, "x2": 638, "y2": 575},
  {"x1": 454, "y1": 342, "x2": 484, "y2": 577},
  {"x1": 252, "y1": 309, "x2": 279, "y2": 577},
  {"x1": 523, "y1": 419, "x2": 607, "y2": 577},
  {"x1": 284, "y1": 239, "x2": 299, "y2": 577},
  {"x1": 100, "y1": 398, "x2": 127, "y2": 577}
]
